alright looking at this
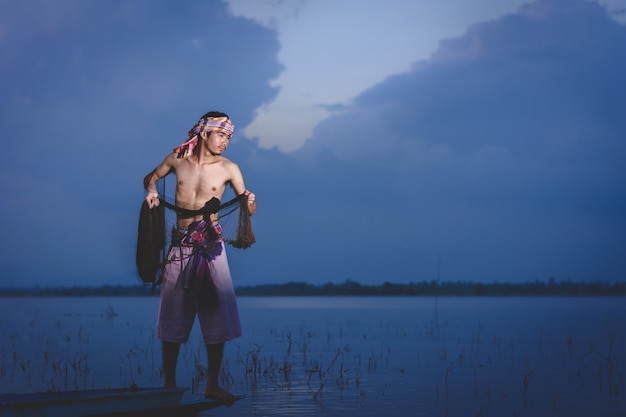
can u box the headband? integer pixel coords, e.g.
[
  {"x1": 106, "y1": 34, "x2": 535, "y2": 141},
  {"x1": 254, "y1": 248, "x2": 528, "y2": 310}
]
[{"x1": 173, "y1": 116, "x2": 235, "y2": 158}]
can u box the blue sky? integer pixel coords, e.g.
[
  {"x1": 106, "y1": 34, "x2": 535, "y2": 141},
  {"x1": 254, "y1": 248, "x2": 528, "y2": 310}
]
[{"x1": 1, "y1": 0, "x2": 625, "y2": 287}]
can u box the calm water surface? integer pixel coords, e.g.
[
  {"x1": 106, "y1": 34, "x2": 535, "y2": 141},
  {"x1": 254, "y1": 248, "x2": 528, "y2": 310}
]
[{"x1": 0, "y1": 296, "x2": 624, "y2": 417}]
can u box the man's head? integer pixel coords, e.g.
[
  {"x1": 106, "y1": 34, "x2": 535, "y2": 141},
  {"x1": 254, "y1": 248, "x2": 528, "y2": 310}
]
[{"x1": 174, "y1": 111, "x2": 235, "y2": 158}]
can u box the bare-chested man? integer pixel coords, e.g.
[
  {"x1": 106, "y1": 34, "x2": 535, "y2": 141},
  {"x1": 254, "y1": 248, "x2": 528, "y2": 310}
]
[{"x1": 143, "y1": 111, "x2": 256, "y2": 406}]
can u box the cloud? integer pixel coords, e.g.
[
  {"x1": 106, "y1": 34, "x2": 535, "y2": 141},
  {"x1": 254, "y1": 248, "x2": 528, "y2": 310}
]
[
  {"x1": 226, "y1": 0, "x2": 626, "y2": 153},
  {"x1": 255, "y1": 0, "x2": 626, "y2": 283},
  {"x1": 299, "y1": 0, "x2": 626, "y2": 164},
  {"x1": 0, "y1": 1, "x2": 283, "y2": 286},
  {"x1": 227, "y1": 0, "x2": 540, "y2": 152}
]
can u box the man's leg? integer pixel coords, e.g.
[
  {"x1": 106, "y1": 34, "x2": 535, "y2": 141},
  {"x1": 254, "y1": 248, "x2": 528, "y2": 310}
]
[
  {"x1": 205, "y1": 342, "x2": 237, "y2": 406},
  {"x1": 162, "y1": 341, "x2": 181, "y2": 388}
]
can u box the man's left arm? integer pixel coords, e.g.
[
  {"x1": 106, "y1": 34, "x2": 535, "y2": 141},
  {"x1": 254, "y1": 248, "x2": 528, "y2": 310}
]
[{"x1": 229, "y1": 162, "x2": 256, "y2": 216}]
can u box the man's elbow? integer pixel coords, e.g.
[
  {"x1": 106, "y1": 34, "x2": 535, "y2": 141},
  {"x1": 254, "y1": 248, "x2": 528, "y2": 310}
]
[{"x1": 143, "y1": 171, "x2": 155, "y2": 189}]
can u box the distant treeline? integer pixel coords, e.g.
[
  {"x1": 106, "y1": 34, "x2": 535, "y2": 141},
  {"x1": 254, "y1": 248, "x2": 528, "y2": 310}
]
[
  {"x1": 235, "y1": 279, "x2": 626, "y2": 296},
  {"x1": 1, "y1": 279, "x2": 623, "y2": 297}
]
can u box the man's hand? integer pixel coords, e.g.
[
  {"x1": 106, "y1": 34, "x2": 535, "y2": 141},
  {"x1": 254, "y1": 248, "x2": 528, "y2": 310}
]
[
  {"x1": 145, "y1": 189, "x2": 160, "y2": 208},
  {"x1": 244, "y1": 190, "x2": 256, "y2": 204},
  {"x1": 244, "y1": 190, "x2": 256, "y2": 216}
]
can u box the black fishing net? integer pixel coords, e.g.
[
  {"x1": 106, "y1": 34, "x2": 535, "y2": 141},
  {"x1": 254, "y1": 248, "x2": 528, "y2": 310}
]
[{"x1": 136, "y1": 171, "x2": 255, "y2": 290}]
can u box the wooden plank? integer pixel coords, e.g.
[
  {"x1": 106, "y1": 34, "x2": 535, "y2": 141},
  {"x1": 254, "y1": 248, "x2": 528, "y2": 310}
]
[
  {"x1": 90, "y1": 395, "x2": 244, "y2": 417},
  {"x1": 0, "y1": 387, "x2": 187, "y2": 417}
]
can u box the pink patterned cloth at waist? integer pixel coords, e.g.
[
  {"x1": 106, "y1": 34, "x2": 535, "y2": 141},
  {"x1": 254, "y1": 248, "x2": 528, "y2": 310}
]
[{"x1": 171, "y1": 220, "x2": 223, "y2": 248}]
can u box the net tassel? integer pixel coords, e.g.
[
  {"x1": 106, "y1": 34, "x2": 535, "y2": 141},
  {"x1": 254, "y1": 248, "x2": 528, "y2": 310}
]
[{"x1": 232, "y1": 193, "x2": 256, "y2": 249}]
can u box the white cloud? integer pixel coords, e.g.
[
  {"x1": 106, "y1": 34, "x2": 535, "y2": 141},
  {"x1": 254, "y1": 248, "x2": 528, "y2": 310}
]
[
  {"x1": 226, "y1": 0, "x2": 526, "y2": 152},
  {"x1": 227, "y1": 0, "x2": 626, "y2": 152},
  {"x1": 594, "y1": 0, "x2": 626, "y2": 24}
]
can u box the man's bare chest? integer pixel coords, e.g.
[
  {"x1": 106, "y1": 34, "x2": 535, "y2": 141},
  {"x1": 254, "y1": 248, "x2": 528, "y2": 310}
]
[{"x1": 176, "y1": 163, "x2": 230, "y2": 193}]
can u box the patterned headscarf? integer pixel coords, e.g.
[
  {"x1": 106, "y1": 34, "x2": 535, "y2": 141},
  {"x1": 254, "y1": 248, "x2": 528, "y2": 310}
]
[{"x1": 173, "y1": 116, "x2": 235, "y2": 159}]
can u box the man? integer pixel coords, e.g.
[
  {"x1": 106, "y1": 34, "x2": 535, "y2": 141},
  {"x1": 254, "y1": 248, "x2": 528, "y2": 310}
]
[{"x1": 144, "y1": 111, "x2": 256, "y2": 406}]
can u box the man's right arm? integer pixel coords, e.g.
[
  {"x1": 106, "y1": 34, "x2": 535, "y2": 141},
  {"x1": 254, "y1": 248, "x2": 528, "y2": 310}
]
[{"x1": 144, "y1": 154, "x2": 176, "y2": 208}]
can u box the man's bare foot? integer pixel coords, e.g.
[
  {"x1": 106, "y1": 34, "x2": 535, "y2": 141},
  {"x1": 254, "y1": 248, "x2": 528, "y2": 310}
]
[{"x1": 204, "y1": 385, "x2": 237, "y2": 407}]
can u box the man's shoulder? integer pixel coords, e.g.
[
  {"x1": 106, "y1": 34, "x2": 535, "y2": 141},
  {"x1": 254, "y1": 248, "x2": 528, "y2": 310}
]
[
  {"x1": 220, "y1": 156, "x2": 239, "y2": 169},
  {"x1": 164, "y1": 151, "x2": 183, "y2": 164}
]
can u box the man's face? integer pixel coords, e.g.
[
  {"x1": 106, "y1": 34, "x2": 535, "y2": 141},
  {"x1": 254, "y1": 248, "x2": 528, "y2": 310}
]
[{"x1": 201, "y1": 130, "x2": 231, "y2": 155}]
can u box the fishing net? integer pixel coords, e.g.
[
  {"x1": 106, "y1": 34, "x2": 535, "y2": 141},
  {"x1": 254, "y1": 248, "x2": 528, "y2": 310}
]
[{"x1": 136, "y1": 171, "x2": 255, "y2": 290}]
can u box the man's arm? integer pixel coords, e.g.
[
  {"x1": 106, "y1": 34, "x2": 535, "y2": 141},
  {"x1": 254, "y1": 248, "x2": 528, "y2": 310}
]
[
  {"x1": 227, "y1": 161, "x2": 256, "y2": 216},
  {"x1": 144, "y1": 153, "x2": 176, "y2": 208}
]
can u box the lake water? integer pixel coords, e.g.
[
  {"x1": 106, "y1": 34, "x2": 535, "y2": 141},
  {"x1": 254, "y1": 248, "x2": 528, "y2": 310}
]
[{"x1": 0, "y1": 296, "x2": 624, "y2": 417}]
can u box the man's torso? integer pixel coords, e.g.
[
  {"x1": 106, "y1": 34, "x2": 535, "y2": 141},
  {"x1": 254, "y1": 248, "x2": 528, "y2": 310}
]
[{"x1": 173, "y1": 157, "x2": 232, "y2": 228}]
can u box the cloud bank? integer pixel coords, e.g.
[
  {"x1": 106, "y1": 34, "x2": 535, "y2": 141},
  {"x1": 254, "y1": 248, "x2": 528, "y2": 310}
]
[
  {"x1": 228, "y1": 0, "x2": 626, "y2": 152},
  {"x1": 235, "y1": 0, "x2": 626, "y2": 284},
  {"x1": 0, "y1": 0, "x2": 624, "y2": 287}
]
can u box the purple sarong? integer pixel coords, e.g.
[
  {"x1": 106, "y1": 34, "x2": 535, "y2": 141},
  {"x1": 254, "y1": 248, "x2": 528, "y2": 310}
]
[{"x1": 157, "y1": 221, "x2": 241, "y2": 345}]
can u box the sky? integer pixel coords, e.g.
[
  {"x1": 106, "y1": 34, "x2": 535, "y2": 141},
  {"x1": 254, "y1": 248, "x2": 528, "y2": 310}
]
[{"x1": 1, "y1": 0, "x2": 625, "y2": 288}]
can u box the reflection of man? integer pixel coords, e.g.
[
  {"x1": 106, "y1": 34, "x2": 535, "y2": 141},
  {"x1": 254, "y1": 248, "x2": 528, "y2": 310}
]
[{"x1": 143, "y1": 111, "x2": 256, "y2": 405}]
